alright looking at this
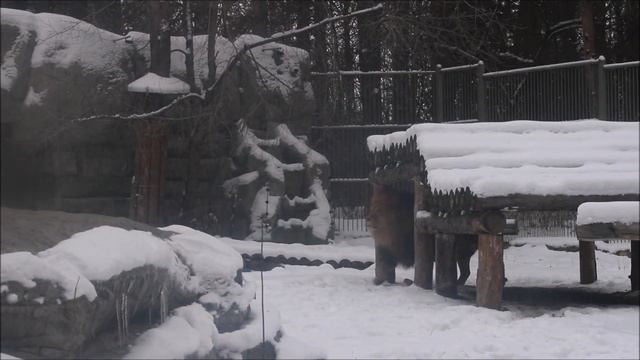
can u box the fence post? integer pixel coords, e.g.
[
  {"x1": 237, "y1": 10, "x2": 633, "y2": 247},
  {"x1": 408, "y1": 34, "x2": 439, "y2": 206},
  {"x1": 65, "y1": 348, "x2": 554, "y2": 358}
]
[
  {"x1": 435, "y1": 64, "x2": 444, "y2": 122},
  {"x1": 597, "y1": 56, "x2": 607, "y2": 120},
  {"x1": 477, "y1": 61, "x2": 486, "y2": 122}
]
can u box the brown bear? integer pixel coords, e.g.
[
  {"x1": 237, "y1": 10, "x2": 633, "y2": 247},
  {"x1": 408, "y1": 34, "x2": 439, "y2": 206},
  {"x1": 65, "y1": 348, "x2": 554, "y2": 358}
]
[{"x1": 367, "y1": 184, "x2": 478, "y2": 285}]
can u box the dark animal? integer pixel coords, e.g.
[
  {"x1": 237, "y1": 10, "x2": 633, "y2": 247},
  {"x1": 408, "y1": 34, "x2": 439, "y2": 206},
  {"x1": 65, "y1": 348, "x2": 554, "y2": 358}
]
[{"x1": 367, "y1": 184, "x2": 478, "y2": 285}]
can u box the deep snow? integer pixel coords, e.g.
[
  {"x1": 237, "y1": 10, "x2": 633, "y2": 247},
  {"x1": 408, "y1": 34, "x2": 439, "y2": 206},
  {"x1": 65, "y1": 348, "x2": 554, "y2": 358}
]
[{"x1": 245, "y1": 235, "x2": 639, "y2": 359}]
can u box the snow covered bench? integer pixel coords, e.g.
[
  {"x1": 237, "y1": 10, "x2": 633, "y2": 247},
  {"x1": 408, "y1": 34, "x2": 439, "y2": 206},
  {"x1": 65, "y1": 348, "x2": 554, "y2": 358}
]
[
  {"x1": 576, "y1": 202, "x2": 640, "y2": 290},
  {"x1": 367, "y1": 119, "x2": 639, "y2": 309}
]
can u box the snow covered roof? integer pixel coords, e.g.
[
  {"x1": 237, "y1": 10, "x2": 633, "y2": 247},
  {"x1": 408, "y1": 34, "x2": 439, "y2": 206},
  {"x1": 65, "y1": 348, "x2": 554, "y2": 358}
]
[
  {"x1": 367, "y1": 120, "x2": 639, "y2": 198},
  {"x1": 127, "y1": 72, "x2": 191, "y2": 94},
  {"x1": 577, "y1": 201, "x2": 640, "y2": 225}
]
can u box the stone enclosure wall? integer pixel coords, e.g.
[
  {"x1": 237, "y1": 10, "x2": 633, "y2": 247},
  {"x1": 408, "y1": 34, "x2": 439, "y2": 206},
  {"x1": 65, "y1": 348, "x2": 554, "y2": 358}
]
[{"x1": 0, "y1": 8, "x2": 319, "y2": 238}]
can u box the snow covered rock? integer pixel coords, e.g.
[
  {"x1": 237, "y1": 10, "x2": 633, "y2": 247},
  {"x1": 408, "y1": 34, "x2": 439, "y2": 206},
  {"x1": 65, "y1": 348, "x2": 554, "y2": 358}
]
[
  {"x1": 224, "y1": 120, "x2": 331, "y2": 244},
  {"x1": 0, "y1": 8, "x2": 314, "y2": 145},
  {"x1": 0, "y1": 211, "x2": 252, "y2": 358}
]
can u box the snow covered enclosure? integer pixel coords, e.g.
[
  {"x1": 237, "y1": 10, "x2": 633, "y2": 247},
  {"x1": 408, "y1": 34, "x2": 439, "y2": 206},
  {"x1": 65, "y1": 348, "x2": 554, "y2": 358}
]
[
  {"x1": 368, "y1": 120, "x2": 639, "y2": 198},
  {"x1": 577, "y1": 201, "x2": 640, "y2": 225}
]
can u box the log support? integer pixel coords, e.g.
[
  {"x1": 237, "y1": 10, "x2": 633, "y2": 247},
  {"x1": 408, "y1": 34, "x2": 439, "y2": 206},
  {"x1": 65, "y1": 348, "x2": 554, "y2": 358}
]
[
  {"x1": 631, "y1": 241, "x2": 639, "y2": 291},
  {"x1": 578, "y1": 240, "x2": 598, "y2": 284},
  {"x1": 435, "y1": 233, "x2": 457, "y2": 297},
  {"x1": 414, "y1": 178, "x2": 434, "y2": 289},
  {"x1": 476, "y1": 233, "x2": 504, "y2": 309}
]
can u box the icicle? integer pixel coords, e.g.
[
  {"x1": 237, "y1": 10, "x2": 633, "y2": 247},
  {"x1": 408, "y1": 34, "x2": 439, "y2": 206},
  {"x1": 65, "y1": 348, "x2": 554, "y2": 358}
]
[
  {"x1": 116, "y1": 292, "x2": 123, "y2": 348},
  {"x1": 160, "y1": 287, "x2": 167, "y2": 324}
]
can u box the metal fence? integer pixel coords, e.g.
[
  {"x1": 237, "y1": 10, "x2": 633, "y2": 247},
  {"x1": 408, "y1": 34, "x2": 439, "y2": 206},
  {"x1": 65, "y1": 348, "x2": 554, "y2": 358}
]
[{"x1": 310, "y1": 58, "x2": 640, "y2": 235}]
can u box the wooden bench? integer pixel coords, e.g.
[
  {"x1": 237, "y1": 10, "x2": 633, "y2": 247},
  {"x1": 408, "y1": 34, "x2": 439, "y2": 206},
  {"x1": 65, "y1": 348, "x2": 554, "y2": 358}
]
[
  {"x1": 367, "y1": 120, "x2": 639, "y2": 309},
  {"x1": 576, "y1": 201, "x2": 640, "y2": 290}
]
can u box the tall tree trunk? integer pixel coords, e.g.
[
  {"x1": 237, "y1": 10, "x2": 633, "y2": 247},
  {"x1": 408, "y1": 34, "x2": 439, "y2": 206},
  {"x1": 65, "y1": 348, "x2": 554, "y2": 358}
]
[
  {"x1": 342, "y1": 1, "x2": 355, "y2": 116},
  {"x1": 391, "y1": 0, "x2": 413, "y2": 124},
  {"x1": 580, "y1": 0, "x2": 596, "y2": 59},
  {"x1": 184, "y1": 0, "x2": 196, "y2": 91},
  {"x1": 149, "y1": 1, "x2": 171, "y2": 77},
  {"x1": 295, "y1": 0, "x2": 312, "y2": 50},
  {"x1": 206, "y1": 1, "x2": 220, "y2": 88},
  {"x1": 250, "y1": 0, "x2": 269, "y2": 37},
  {"x1": 357, "y1": 0, "x2": 382, "y2": 124}
]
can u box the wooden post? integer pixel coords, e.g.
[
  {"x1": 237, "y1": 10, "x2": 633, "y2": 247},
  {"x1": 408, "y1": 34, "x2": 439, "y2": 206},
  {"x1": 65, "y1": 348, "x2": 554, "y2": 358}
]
[
  {"x1": 414, "y1": 179, "x2": 433, "y2": 289},
  {"x1": 372, "y1": 184, "x2": 396, "y2": 284},
  {"x1": 435, "y1": 233, "x2": 457, "y2": 297},
  {"x1": 631, "y1": 241, "x2": 639, "y2": 291},
  {"x1": 579, "y1": 240, "x2": 597, "y2": 284},
  {"x1": 476, "y1": 233, "x2": 504, "y2": 309}
]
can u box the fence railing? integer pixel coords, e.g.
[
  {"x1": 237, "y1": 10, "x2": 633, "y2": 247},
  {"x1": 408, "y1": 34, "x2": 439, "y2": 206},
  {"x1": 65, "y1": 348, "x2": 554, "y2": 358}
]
[
  {"x1": 310, "y1": 57, "x2": 639, "y2": 235},
  {"x1": 312, "y1": 57, "x2": 639, "y2": 125}
]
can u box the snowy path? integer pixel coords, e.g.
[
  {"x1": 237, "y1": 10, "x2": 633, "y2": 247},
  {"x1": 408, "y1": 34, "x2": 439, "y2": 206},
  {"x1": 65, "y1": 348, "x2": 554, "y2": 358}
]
[{"x1": 245, "y1": 238, "x2": 639, "y2": 359}]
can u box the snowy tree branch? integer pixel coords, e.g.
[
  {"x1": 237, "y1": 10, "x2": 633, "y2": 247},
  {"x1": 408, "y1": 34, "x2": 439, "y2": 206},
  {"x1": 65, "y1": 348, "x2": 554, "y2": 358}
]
[{"x1": 72, "y1": 3, "x2": 384, "y2": 123}]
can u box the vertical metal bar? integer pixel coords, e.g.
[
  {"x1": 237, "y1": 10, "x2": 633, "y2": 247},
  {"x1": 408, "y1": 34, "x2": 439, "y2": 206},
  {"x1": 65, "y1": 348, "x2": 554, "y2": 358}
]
[
  {"x1": 597, "y1": 56, "x2": 607, "y2": 120},
  {"x1": 435, "y1": 65, "x2": 444, "y2": 122}
]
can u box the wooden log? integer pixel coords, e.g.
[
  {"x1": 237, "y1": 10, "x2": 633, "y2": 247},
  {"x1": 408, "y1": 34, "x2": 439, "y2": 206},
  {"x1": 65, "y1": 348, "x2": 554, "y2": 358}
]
[
  {"x1": 578, "y1": 240, "x2": 598, "y2": 284},
  {"x1": 576, "y1": 222, "x2": 640, "y2": 241},
  {"x1": 476, "y1": 233, "x2": 504, "y2": 309},
  {"x1": 435, "y1": 233, "x2": 457, "y2": 297},
  {"x1": 417, "y1": 210, "x2": 506, "y2": 235},
  {"x1": 631, "y1": 241, "x2": 639, "y2": 291},
  {"x1": 475, "y1": 194, "x2": 639, "y2": 212},
  {"x1": 414, "y1": 179, "x2": 433, "y2": 289}
]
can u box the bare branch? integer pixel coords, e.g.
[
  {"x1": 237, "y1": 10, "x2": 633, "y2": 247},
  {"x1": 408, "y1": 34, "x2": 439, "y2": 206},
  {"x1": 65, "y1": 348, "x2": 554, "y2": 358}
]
[{"x1": 72, "y1": 3, "x2": 384, "y2": 123}]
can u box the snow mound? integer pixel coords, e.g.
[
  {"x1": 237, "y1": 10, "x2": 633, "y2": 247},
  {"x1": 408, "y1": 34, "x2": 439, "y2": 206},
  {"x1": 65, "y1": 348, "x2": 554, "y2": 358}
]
[
  {"x1": 1, "y1": 224, "x2": 247, "y2": 304},
  {"x1": 125, "y1": 303, "x2": 217, "y2": 359},
  {"x1": 577, "y1": 201, "x2": 640, "y2": 225},
  {"x1": 0, "y1": 7, "x2": 128, "y2": 86},
  {"x1": 0, "y1": 251, "x2": 96, "y2": 301},
  {"x1": 127, "y1": 72, "x2": 190, "y2": 94},
  {"x1": 368, "y1": 120, "x2": 639, "y2": 198}
]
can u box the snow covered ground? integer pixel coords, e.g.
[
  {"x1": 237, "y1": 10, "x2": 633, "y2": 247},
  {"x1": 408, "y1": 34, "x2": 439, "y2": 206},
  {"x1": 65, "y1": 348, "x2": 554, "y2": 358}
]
[{"x1": 245, "y1": 234, "x2": 639, "y2": 359}]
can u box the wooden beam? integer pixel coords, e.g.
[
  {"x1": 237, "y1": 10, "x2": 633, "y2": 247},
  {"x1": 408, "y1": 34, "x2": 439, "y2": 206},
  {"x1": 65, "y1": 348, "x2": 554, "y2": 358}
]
[
  {"x1": 576, "y1": 222, "x2": 640, "y2": 241},
  {"x1": 417, "y1": 210, "x2": 506, "y2": 235},
  {"x1": 631, "y1": 242, "x2": 639, "y2": 291},
  {"x1": 414, "y1": 178, "x2": 433, "y2": 289},
  {"x1": 476, "y1": 233, "x2": 504, "y2": 309},
  {"x1": 579, "y1": 241, "x2": 598, "y2": 284},
  {"x1": 435, "y1": 233, "x2": 457, "y2": 297},
  {"x1": 369, "y1": 164, "x2": 418, "y2": 187},
  {"x1": 475, "y1": 194, "x2": 639, "y2": 211}
]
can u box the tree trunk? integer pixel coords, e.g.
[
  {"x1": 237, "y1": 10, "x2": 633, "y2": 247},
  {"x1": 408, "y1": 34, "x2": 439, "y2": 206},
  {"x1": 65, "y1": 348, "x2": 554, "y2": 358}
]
[
  {"x1": 251, "y1": 0, "x2": 269, "y2": 37},
  {"x1": 414, "y1": 179, "x2": 434, "y2": 289},
  {"x1": 295, "y1": 0, "x2": 312, "y2": 50},
  {"x1": 184, "y1": 1, "x2": 196, "y2": 92},
  {"x1": 476, "y1": 233, "x2": 504, "y2": 309},
  {"x1": 357, "y1": 0, "x2": 382, "y2": 124},
  {"x1": 149, "y1": 1, "x2": 171, "y2": 77},
  {"x1": 580, "y1": 0, "x2": 596, "y2": 59},
  {"x1": 579, "y1": 240, "x2": 598, "y2": 284},
  {"x1": 435, "y1": 233, "x2": 458, "y2": 297},
  {"x1": 342, "y1": 1, "x2": 355, "y2": 116},
  {"x1": 206, "y1": 1, "x2": 220, "y2": 88},
  {"x1": 391, "y1": 0, "x2": 414, "y2": 124}
]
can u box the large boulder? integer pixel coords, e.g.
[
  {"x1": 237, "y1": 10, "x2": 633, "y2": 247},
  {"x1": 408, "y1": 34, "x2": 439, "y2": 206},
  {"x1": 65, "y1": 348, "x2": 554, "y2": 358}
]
[{"x1": 0, "y1": 209, "x2": 250, "y2": 359}]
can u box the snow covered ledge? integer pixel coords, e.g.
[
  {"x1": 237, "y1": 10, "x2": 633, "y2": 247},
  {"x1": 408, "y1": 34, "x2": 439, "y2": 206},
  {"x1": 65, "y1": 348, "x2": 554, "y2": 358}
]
[{"x1": 575, "y1": 201, "x2": 639, "y2": 290}]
